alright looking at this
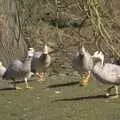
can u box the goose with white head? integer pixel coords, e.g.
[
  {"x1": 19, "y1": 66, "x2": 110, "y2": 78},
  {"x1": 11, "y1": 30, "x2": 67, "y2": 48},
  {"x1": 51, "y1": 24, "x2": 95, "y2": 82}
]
[
  {"x1": 31, "y1": 44, "x2": 51, "y2": 81},
  {"x1": 3, "y1": 47, "x2": 35, "y2": 89},
  {"x1": 72, "y1": 46, "x2": 93, "y2": 86},
  {"x1": 92, "y1": 51, "x2": 120, "y2": 99}
]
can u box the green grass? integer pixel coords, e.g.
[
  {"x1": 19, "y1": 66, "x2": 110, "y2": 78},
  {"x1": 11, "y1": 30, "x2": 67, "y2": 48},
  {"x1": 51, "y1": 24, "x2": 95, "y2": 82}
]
[{"x1": 0, "y1": 73, "x2": 120, "y2": 120}]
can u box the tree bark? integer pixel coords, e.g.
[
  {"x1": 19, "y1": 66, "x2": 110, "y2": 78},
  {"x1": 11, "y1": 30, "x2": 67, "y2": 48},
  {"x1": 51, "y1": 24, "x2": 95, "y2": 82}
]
[{"x1": 0, "y1": 0, "x2": 27, "y2": 66}]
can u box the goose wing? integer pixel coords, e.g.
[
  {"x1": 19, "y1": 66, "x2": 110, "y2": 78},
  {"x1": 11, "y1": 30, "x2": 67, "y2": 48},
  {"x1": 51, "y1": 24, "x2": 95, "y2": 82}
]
[
  {"x1": 31, "y1": 51, "x2": 42, "y2": 73},
  {"x1": 93, "y1": 63, "x2": 120, "y2": 83},
  {"x1": 3, "y1": 60, "x2": 23, "y2": 79},
  {"x1": 103, "y1": 63, "x2": 120, "y2": 79},
  {"x1": 33, "y1": 51, "x2": 42, "y2": 58}
]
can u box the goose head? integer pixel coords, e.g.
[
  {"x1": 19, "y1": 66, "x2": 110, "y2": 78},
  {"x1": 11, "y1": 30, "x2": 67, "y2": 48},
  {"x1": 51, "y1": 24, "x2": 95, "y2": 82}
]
[
  {"x1": 43, "y1": 44, "x2": 48, "y2": 54},
  {"x1": 43, "y1": 44, "x2": 48, "y2": 56},
  {"x1": 81, "y1": 46, "x2": 90, "y2": 57},
  {"x1": 74, "y1": 46, "x2": 85, "y2": 61},
  {"x1": 81, "y1": 46, "x2": 86, "y2": 54},
  {"x1": 28, "y1": 47, "x2": 35, "y2": 57},
  {"x1": 92, "y1": 51, "x2": 104, "y2": 66}
]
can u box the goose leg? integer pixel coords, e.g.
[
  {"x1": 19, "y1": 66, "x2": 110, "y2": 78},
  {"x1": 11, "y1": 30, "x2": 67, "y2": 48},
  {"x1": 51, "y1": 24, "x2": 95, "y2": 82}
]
[
  {"x1": 40, "y1": 72, "x2": 45, "y2": 81},
  {"x1": 106, "y1": 86, "x2": 114, "y2": 97},
  {"x1": 13, "y1": 79, "x2": 22, "y2": 90},
  {"x1": 24, "y1": 77, "x2": 33, "y2": 89},
  {"x1": 111, "y1": 85, "x2": 119, "y2": 99},
  {"x1": 13, "y1": 79, "x2": 16, "y2": 88},
  {"x1": 115, "y1": 85, "x2": 119, "y2": 98},
  {"x1": 79, "y1": 71, "x2": 91, "y2": 86},
  {"x1": 107, "y1": 85, "x2": 119, "y2": 99},
  {"x1": 36, "y1": 72, "x2": 42, "y2": 81},
  {"x1": 36, "y1": 72, "x2": 45, "y2": 82}
]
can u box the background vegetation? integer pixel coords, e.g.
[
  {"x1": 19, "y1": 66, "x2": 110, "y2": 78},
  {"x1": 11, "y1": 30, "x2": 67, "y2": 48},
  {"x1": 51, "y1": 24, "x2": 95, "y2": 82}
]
[
  {"x1": 0, "y1": 0, "x2": 120, "y2": 120},
  {"x1": 0, "y1": 0, "x2": 120, "y2": 67}
]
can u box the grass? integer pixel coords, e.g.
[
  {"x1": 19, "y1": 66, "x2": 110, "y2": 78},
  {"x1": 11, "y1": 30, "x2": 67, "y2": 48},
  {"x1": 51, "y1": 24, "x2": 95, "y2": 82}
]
[{"x1": 0, "y1": 73, "x2": 120, "y2": 120}]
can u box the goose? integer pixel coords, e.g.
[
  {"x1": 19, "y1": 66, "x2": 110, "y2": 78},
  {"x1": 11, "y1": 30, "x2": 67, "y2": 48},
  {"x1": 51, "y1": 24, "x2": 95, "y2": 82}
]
[
  {"x1": 92, "y1": 51, "x2": 120, "y2": 98},
  {"x1": 72, "y1": 46, "x2": 93, "y2": 86},
  {"x1": 3, "y1": 48, "x2": 34, "y2": 89},
  {"x1": 31, "y1": 44, "x2": 51, "y2": 81}
]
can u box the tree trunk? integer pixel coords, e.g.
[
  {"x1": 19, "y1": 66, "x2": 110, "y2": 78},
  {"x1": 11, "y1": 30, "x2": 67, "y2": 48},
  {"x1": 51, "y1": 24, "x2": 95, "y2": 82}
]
[{"x1": 0, "y1": 0, "x2": 27, "y2": 66}]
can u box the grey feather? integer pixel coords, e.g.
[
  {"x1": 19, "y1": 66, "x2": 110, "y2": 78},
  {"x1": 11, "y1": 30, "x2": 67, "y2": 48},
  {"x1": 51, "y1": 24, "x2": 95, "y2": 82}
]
[
  {"x1": 3, "y1": 48, "x2": 34, "y2": 88},
  {"x1": 72, "y1": 46, "x2": 93, "y2": 73},
  {"x1": 31, "y1": 45, "x2": 51, "y2": 74},
  {"x1": 91, "y1": 51, "x2": 120, "y2": 97},
  {"x1": 92, "y1": 62, "x2": 120, "y2": 85},
  {"x1": 3, "y1": 59, "x2": 31, "y2": 80}
]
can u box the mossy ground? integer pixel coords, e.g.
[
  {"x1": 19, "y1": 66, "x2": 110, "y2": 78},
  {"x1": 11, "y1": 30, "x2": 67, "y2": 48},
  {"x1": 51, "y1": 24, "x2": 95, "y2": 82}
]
[{"x1": 0, "y1": 72, "x2": 120, "y2": 120}]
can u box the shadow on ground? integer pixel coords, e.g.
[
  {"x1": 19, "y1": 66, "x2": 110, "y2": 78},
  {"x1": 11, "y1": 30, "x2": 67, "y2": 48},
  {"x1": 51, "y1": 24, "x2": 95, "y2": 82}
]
[
  {"x1": 10, "y1": 79, "x2": 36, "y2": 84},
  {"x1": 47, "y1": 81, "x2": 79, "y2": 88},
  {"x1": 53, "y1": 94, "x2": 108, "y2": 102},
  {"x1": 0, "y1": 87, "x2": 16, "y2": 91}
]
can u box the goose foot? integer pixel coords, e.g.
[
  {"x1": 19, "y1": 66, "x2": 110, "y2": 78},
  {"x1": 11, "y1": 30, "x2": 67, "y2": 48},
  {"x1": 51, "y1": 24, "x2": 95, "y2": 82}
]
[
  {"x1": 15, "y1": 86, "x2": 22, "y2": 90},
  {"x1": 105, "y1": 93, "x2": 110, "y2": 97},
  {"x1": 106, "y1": 85, "x2": 119, "y2": 99},
  {"x1": 79, "y1": 79, "x2": 88, "y2": 86},
  {"x1": 106, "y1": 86, "x2": 114, "y2": 97},
  {"x1": 24, "y1": 77, "x2": 33, "y2": 89},
  {"x1": 37, "y1": 78, "x2": 45, "y2": 82},
  {"x1": 36, "y1": 72, "x2": 45, "y2": 82},
  {"x1": 25, "y1": 86, "x2": 34, "y2": 89},
  {"x1": 108, "y1": 95, "x2": 119, "y2": 99},
  {"x1": 79, "y1": 71, "x2": 91, "y2": 86}
]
